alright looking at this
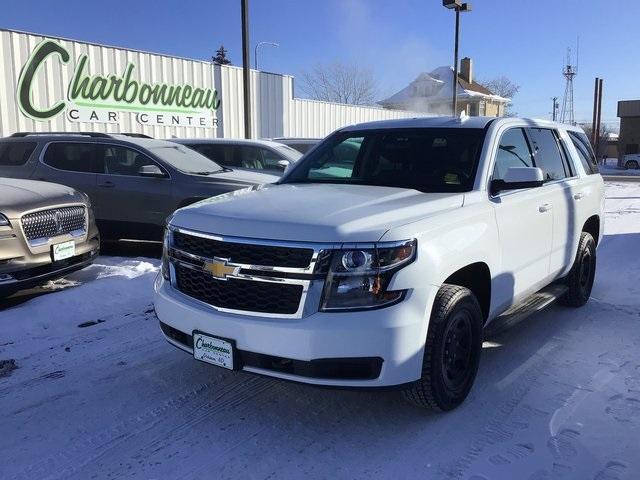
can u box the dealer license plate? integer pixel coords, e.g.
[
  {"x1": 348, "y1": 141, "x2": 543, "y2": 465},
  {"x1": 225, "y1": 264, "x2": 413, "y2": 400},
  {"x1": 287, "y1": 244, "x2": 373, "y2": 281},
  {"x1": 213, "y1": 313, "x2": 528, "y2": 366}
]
[
  {"x1": 193, "y1": 333, "x2": 234, "y2": 370},
  {"x1": 52, "y1": 241, "x2": 75, "y2": 261}
]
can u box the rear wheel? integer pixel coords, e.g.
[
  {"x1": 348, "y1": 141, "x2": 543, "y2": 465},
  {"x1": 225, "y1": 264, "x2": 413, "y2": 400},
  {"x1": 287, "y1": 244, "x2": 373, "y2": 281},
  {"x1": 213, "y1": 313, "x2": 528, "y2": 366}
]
[
  {"x1": 626, "y1": 160, "x2": 639, "y2": 169},
  {"x1": 559, "y1": 232, "x2": 596, "y2": 307},
  {"x1": 402, "y1": 284, "x2": 483, "y2": 411}
]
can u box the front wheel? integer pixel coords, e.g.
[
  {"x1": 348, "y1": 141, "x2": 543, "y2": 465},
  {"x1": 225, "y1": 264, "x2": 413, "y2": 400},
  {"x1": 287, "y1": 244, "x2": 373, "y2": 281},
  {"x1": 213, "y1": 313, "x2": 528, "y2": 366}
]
[
  {"x1": 625, "y1": 160, "x2": 639, "y2": 169},
  {"x1": 402, "y1": 284, "x2": 483, "y2": 411},
  {"x1": 559, "y1": 232, "x2": 596, "y2": 307}
]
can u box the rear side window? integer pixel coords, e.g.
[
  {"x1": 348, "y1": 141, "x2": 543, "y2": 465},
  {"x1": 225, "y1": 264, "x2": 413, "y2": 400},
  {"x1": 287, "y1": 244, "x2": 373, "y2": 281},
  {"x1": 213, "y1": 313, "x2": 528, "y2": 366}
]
[
  {"x1": 0, "y1": 142, "x2": 37, "y2": 166},
  {"x1": 568, "y1": 131, "x2": 599, "y2": 175},
  {"x1": 43, "y1": 143, "x2": 99, "y2": 173},
  {"x1": 492, "y1": 128, "x2": 534, "y2": 180},
  {"x1": 526, "y1": 128, "x2": 567, "y2": 182}
]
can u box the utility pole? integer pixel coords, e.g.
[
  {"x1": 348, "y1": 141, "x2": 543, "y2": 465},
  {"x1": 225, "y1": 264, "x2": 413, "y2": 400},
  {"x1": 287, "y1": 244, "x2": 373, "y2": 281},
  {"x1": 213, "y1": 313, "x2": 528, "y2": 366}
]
[
  {"x1": 552, "y1": 97, "x2": 559, "y2": 121},
  {"x1": 443, "y1": 1, "x2": 472, "y2": 116},
  {"x1": 241, "y1": 0, "x2": 251, "y2": 139}
]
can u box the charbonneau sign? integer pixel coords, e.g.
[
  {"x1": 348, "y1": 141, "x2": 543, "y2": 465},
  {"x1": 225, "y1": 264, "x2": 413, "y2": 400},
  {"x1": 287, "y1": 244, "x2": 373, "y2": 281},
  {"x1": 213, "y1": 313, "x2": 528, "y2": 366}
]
[{"x1": 17, "y1": 39, "x2": 220, "y2": 128}]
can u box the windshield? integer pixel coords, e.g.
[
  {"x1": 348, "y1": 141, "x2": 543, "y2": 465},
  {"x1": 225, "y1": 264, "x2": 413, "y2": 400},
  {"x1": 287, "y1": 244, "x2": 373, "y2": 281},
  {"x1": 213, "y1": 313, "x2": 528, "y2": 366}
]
[
  {"x1": 149, "y1": 144, "x2": 224, "y2": 174},
  {"x1": 281, "y1": 128, "x2": 485, "y2": 192}
]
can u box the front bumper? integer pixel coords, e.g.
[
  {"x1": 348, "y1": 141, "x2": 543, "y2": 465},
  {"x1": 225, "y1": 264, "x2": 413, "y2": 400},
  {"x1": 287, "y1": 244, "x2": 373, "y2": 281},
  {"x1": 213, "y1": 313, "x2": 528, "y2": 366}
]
[
  {"x1": 154, "y1": 275, "x2": 437, "y2": 387},
  {"x1": 0, "y1": 220, "x2": 100, "y2": 293}
]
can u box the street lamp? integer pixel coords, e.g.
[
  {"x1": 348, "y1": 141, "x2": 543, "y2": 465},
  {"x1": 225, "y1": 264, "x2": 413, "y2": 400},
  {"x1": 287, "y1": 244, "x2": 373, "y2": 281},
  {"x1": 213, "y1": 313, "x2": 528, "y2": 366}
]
[
  {"x1": 443, "y1": 0, "x2": 472, "y2": 116},
  {"x1": 254, "y1": 41, "x2": 279, "y2": 70}
]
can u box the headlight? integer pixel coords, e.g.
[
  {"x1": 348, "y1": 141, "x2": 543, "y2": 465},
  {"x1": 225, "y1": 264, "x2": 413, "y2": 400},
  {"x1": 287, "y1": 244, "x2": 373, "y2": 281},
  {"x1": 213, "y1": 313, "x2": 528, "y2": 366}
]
[
  {"x1": 0, "y1": 213, "x2": 10, "y2": 227},
  {"x1": 320, "y1": 239, "x2": 416, "y2": 311},
  {"x1": 161, "y1": 227, "x2": 171, "y2": 280}
]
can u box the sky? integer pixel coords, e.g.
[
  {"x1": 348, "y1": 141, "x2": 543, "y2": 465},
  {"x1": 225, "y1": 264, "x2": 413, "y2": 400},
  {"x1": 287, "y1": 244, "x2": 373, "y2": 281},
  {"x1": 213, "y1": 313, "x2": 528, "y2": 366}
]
[{"x1": 2, "y1": 0, "x2": 636, "y2": 129}]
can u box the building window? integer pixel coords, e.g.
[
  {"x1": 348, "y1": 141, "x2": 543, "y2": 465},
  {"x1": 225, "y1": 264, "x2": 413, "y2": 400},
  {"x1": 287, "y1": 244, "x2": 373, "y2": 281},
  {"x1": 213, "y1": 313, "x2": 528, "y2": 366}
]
[{"x1": 479, "y1": 101, "x2": 486, "y2": 116}]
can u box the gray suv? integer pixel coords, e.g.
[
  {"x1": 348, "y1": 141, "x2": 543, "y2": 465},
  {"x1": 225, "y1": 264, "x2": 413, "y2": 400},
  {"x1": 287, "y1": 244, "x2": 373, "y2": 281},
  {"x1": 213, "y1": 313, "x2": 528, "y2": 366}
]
[{"x1": 0, "y1": 133, "x2": 279, "y2": 241}]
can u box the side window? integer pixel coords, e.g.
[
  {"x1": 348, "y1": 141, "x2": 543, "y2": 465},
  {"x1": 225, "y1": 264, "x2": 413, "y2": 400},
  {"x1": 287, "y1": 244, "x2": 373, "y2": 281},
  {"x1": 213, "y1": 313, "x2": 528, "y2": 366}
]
[
  {"x1": 568, "y1": 131, "x2": 599, "y2": 175},
  {"x1": 0, "y1": 142, "x2": 37, "y2": 166},
  {"x1": 527, "y1": 128, "x2": 567, "y2": 182},
  {"x1": 100, "y1": 145, "x2": 158, "y2": 176},
  {"x1": 43, "y1": 143, "x2": 99, "y2": 173},
  {"x1": 192, "y1": 144, "x2": 232, "y2": 167},
  {"x1": 236, "y1": 146, "x2": 265, "y2": 170},
  {"x1": 492, "y1": 128, "x2": 534, "y2": 180},
  {"x1": 261, "y1": 148, "x2": 287, "y2": 171}
]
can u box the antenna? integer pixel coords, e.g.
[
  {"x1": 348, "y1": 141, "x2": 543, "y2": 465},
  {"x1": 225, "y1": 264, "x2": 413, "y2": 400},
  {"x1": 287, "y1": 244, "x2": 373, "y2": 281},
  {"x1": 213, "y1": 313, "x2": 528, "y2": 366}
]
[{"x1": 560, "y1": 45, "x2": 577, "y2": 125}]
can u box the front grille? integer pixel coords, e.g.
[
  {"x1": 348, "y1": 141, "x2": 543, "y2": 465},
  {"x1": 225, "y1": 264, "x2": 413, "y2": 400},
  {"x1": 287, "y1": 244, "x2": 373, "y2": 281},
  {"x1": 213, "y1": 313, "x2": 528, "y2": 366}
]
[
  {"x1": 173, "y1": 231, "x2": 314, "y2": 268},
  {"x1": 175, "y1": 264, "x2": 303, "y2": 315},
  {"x1": 21, "y1": 206, "x2": 86, "y2": 241}
]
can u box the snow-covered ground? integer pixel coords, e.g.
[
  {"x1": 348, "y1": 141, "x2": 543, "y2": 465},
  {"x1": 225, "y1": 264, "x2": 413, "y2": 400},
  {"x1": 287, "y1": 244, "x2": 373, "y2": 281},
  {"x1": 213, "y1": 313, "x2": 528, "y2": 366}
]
[{"x1": 1, "y1": 182, "x2": 639, "y2": 480}]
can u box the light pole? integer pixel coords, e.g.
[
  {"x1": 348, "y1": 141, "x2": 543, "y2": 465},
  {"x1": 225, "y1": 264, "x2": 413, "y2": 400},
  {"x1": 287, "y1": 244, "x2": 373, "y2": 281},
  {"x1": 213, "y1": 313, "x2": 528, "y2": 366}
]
[
  {"x1": 254, "y1": 41, "x2": 279, "y2": 70},
  {"x1": 443, "y1": 0, "x2": 472, "y2": 116}
]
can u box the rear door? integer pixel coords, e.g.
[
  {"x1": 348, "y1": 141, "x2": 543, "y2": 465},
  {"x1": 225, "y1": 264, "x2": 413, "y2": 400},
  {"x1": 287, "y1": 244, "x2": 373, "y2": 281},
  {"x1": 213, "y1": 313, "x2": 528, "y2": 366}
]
[
  {"x1": 490, "y1": 127, "x2": 554, "y2": 307},
  {"x1": 35, "y1": 142, "x2": 99, "y2": 198},
  {"x1": 94, "y1": 144, "x2": 174, "y2": 239},
  {"x1": 526, "y1": 127, "x2": 578, "y2": 277}
]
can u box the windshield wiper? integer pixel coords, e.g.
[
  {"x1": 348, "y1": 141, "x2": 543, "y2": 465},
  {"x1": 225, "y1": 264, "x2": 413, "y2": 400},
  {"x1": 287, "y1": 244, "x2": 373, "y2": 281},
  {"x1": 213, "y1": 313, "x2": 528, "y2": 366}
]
[{"x1": 189, "y1": 170, "x2": 220, "y2": 175}]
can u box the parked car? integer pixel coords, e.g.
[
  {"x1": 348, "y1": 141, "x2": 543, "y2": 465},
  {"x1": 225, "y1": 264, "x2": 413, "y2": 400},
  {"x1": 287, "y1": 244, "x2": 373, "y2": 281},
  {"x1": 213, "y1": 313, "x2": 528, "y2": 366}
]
[
  {"x1": 172, "y1": 138, "x2": 302, "y2": 176},
  {"x1": 271, "y1": 137, "x2": 321, "y2": 154},
  {"x1": 0, "y1": 177, "x2": 99, "y2": 296},
  {"x1": 154, "y1": 117, "x2": 604, "y2": 411},
  {"x1": 0, "y1": 133, "x2": 279, "y2": 241},
  {"x1": 623, "y1": 154, "x2": 640, "y2": 169}
]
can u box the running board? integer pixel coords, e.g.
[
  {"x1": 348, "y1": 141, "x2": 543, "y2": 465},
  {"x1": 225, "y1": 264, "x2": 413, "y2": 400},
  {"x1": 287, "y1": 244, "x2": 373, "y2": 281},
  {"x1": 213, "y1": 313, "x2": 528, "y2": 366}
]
[{"x1": 484, "y1": 284, "x2": 568, "y2": 337}]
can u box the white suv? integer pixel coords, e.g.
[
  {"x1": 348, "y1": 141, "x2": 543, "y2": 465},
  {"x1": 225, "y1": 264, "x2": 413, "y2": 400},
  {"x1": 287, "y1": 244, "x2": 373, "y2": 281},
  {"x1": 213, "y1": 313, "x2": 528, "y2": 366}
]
[{"x1": 154, "y1": 117, "x2": 604, "y2": 411}]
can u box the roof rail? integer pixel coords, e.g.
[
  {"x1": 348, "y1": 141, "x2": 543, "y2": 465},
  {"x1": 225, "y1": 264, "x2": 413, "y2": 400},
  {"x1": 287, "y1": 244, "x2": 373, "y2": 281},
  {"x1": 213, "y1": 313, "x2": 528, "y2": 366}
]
[
  {"x1": 118, "y1": 133, "x2": 153, "y2": 139},
  {"x1": 10, "y1": 131, "x2": 113, "y2": 138}
]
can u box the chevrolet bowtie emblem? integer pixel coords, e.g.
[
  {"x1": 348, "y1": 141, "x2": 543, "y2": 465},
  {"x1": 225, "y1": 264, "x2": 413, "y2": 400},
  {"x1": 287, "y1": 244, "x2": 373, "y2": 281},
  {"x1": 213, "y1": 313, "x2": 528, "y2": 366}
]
[{"x1": 203, "y1": 258, "x2": 239, "y2": 280}]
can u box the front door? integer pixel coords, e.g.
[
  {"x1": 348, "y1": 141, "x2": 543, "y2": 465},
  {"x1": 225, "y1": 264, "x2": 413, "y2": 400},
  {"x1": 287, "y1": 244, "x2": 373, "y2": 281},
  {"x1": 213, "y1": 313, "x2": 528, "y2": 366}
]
[
  {"x1": 94, "y1": 144, "x2": 173, "y2": 240},
  {"x1": 490, "y1": 128, "x2": 554, "y2": 310}
]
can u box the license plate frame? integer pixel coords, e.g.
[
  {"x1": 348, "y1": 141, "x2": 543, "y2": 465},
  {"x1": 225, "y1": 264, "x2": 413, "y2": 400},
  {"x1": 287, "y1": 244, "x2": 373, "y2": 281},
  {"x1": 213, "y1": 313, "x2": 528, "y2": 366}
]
[
  {"x1": 51, "y1": 240, "x2": 76, "y2": 262},
  {"x1": 192, "y1": 331, "x2": 237, "y2": 370}
]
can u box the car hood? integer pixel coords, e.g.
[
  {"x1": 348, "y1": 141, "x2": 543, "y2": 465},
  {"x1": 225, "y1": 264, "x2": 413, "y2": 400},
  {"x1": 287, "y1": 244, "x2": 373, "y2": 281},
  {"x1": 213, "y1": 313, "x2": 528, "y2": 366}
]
[
  {"x1": 170, "y1": 183, "x2": 465, "y2": 243},
  {"x1": 194, "y1": 168, "x2": 280, "y2": 186},
  {"x1": 0, "y1": 178, "x2": 85, "y2": 218}
]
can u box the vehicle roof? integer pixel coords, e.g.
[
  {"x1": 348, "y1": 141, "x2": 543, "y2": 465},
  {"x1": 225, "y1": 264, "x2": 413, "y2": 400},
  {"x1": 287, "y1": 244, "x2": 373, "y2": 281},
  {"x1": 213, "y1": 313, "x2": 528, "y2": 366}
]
[
  {"x1": 271, "y1": 137, "x2": 321, "y2": 142},
  {"x1": 0, "y1": 132, "x2": 180, "y2": 149},
  {"x1": 171, "y1": 137, "x2": 289, "y2": 149},
  {"x1": 340, "y1": 116, "x2": 585, "y2": 133}
]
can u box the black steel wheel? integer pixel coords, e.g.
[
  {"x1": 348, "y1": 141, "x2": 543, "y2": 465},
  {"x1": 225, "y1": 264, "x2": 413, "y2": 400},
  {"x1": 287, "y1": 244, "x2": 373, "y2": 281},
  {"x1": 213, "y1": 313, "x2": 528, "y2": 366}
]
[
  {"x1": 402, "y1": 284, "x2": 483, "y2": 411},
  {"x1": 559, "y1": 232, "x2": 596, "y2": 307}
]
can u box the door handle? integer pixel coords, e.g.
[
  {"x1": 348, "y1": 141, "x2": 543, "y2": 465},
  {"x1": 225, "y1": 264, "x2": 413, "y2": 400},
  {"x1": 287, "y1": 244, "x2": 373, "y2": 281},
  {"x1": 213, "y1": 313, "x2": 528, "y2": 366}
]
[
  {"x1": 98, "y1": 181, "x2": 115, "y2": 188},
  {"x1": 573, "y1": 192, "x2": 584, "y2": 200},
  {"x1": 538, "y1": 203, "x2": 551, "y2": 213}
]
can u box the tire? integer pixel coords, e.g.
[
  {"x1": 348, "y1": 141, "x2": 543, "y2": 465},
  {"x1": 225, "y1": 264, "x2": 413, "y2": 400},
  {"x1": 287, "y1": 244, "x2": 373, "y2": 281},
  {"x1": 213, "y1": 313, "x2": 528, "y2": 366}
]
[
  {"x1": 402, "y1": 284, "x2": 483, "y2": 411},
  {"x1": 626, "y1": 160, "x2": 639, "y2": 170},
  {"x1": 558, "y1": 232, "x2": 596, "y2": 307}
]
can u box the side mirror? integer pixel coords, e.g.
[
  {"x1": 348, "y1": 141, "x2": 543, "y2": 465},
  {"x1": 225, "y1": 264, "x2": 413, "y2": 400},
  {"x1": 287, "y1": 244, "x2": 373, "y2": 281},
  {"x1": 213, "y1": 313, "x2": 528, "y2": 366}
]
[
  {"x1": 138, "y1": 165, "x2": 167, "y2": 178},
  {"x1": 491, "y1": 167, "x2": 544, "y2": 195},
  {"x1": 276, "y1": 159, "x2": 291, "y2": 172}
]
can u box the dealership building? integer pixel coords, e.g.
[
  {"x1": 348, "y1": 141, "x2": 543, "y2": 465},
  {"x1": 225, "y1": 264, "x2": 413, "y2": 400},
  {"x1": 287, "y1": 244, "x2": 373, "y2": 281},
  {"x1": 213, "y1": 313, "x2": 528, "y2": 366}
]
[{"x1": 0, "y1": 28, "x2": 432, "y2": 140}]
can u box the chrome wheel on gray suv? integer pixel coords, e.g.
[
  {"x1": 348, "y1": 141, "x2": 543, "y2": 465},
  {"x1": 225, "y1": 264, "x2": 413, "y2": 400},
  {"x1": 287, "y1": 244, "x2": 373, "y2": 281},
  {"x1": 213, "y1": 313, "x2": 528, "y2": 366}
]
[{"x1": 625, "y1": 160, "x2": 639, "y2": 169}]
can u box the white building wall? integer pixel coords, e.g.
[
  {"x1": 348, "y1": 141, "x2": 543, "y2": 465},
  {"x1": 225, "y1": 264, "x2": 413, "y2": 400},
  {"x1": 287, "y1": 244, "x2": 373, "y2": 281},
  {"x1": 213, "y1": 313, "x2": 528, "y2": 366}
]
[{"x1": 0, "y1": 29, "x2": 425, "y2": 140}]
